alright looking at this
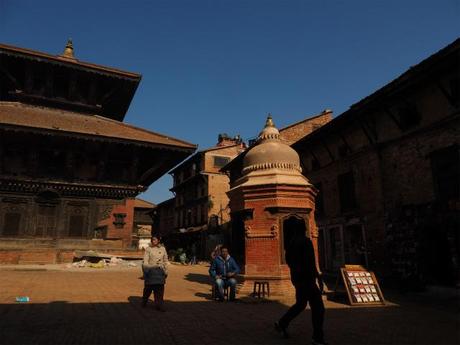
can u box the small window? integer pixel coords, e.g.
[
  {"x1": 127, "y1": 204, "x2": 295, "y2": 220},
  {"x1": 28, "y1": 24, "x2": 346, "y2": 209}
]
[
  {"x1": 113, "y1": 213, "x2": 126, "y2": 229},
  {"x1": 213, "y1": 156, "x2": 231, "y2": 168}
]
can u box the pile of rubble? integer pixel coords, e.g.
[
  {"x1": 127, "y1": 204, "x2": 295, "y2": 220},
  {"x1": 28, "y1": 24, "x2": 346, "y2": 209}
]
[{"x1": 68, "y1": 250, "x2": 142, "y2": 269}]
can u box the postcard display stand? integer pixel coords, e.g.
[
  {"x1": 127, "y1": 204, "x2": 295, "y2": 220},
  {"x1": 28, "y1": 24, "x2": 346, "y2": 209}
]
[{"x1": 340, "y1": 265, "x2": 385, "y2": 306}]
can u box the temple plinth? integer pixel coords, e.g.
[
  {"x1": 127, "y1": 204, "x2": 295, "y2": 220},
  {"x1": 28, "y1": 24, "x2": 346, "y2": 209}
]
[{"x1": 227, "y1": 115, "x2": 319, "y2": 297}]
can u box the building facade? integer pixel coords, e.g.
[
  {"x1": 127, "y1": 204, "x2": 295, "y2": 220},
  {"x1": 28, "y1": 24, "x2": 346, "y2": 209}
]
[
  {"x1": 292, "y1": 38, "x2": 460, "y2": 287},
  {"x1": 156, "y1": 135, "x2": 245, "y2": 258},
  {"x1": 132, "y1": 198, "x2": 155, "y2": 249},
  {"x1": 0, "y1": 41, "x2": 196, "y2": 263}
]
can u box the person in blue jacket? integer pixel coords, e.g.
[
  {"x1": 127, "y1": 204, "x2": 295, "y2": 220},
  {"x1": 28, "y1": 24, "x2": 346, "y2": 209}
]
[{"x1": 209, "y1": 246, "x2": 240, "y2": 301}]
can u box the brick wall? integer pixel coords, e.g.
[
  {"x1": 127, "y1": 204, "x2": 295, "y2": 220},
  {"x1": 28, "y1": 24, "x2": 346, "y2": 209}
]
[
  {"x1": 279, "y1": 110, "x2": 332, "y2": 145},
  {"x1": 293, "y1": 44, "x2": 460, "y2": 285}
]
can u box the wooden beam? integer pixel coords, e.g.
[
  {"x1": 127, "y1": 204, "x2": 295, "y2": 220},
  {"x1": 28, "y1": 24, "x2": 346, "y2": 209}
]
[
  {"x1": 383, "y1": 106, "x2": 403, "y2": 131},
  {"x1": 436, "y1": 80, "x2": 456, "y2": 107},
  {"x1": 338, "y1": 132, "x2": 352, "y2": 152},
  {"x1": 321, "y1": 139, "x2": 335, "y2": 162}
]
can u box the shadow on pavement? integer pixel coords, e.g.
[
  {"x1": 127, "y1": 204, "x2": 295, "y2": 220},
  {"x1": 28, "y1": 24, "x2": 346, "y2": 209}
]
[
  {"x1": 0, "y1": 295, "x2": 457, "y2": 345},
  {"x1": 183, "y1": 272, "x2": 212, "y2": 285}
]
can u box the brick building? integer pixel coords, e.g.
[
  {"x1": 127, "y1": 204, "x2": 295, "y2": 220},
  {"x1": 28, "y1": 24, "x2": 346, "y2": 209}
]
[
  {"x1": 131, "y1": 198, "x2": 155, "y2": 250},
  {"x1": 279, "y1": 110, "x2": 332, "y2": 145},
  {"x1": 292, "y1": 38, "x2": 460, "y2": 287},
  {"x1": 157, "y1": 135, "x2": 245, "y2": 258},
  {"x1": 226, "y1": 116, "x2": 319, "y2": 296},
  {"x1": 0, "y1": 41, "x2": 196, "y2": 263}
]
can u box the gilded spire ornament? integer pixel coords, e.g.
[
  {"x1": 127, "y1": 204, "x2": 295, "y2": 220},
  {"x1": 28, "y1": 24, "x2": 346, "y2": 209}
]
[
  {"x1": 60, "y1": 38, "x2": 76, "y2": 60},
  {"x1": 265, "y1": 113, "x2": 275, "y2": 128}
]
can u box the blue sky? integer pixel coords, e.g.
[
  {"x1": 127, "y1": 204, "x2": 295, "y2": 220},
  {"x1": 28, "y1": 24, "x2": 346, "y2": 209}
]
[{"x1": 1, "y1": 0, "x2": 458, "y2": 203}]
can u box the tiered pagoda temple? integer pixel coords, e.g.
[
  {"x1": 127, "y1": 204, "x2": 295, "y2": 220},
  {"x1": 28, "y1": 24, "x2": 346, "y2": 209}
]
[{"x1": 0, "y1": 40, "x2": 196, "y2": 263}]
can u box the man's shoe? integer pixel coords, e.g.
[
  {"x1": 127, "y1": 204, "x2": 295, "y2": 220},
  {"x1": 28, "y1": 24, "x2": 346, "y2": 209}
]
[
  {"x1": 217, "y1": 297, "x2": 224, "y2": 302},
  {"x1": 274, "y1": 322, "x2": 289, "y2": 338},
  {"x1": 311, "y1": 339, "x2": 328, "y2": 345}
]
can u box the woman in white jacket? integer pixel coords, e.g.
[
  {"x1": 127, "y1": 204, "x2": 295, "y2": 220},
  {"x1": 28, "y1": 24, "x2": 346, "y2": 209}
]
[{"x1": 142, "y1": 235, "x2": 169, "y2": 311}]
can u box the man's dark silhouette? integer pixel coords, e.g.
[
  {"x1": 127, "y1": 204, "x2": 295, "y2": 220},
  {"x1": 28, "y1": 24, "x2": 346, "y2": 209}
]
[{"x1": 275, "y1": 232, "x2": 326, "y2": 345}]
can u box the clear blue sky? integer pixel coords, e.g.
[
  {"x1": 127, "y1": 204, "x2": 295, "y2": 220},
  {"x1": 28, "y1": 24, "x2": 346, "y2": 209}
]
[{"x1": 1, "y1": 0, "x2": 458, "y2": 204}]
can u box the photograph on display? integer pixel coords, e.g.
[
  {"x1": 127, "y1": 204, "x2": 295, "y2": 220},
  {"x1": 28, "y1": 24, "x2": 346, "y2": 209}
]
[{"x1": 341, "y1": 266, "x2": 385, "y2": 306}]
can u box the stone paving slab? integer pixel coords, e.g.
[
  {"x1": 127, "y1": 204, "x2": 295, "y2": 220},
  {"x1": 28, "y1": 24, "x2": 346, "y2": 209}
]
[{"x1": 0, "y1": 264, "x2": 458, "y2": 345}]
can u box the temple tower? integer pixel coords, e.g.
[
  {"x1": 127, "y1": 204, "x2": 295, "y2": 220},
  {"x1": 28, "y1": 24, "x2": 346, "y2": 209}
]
[{"x1": 227, "y1": 115, "x2": 319, "y2": 296}]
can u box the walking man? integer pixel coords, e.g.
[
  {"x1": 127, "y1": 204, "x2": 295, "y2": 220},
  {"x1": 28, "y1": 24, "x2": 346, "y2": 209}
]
[{"x1": 275, "y1": 233, "x2": 327, "y2": 345}]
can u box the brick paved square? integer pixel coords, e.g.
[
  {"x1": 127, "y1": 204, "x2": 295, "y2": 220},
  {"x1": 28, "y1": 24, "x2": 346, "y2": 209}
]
[{"x1": 0, "y1": 264, "x2": 457, "y2": 345}]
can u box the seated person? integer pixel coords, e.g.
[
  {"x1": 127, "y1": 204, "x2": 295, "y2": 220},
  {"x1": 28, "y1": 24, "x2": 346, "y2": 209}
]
[{"x1": 209, "y1": 246, "x2": 240, "y2": 301}]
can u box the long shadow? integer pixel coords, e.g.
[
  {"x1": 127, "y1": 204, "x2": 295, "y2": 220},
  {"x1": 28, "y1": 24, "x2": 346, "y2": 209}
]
[
  {"x1": 0, "y1": 297, "x2": 456, "y2": 345},
  {"x1": 183, "y1": 272, "x2": 213, "y2": 285}
]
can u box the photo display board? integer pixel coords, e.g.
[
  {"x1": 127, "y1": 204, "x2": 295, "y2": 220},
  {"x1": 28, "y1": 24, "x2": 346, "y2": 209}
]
[{"x1": 340, "y1": 265, "x2": 385, "y2": 306}]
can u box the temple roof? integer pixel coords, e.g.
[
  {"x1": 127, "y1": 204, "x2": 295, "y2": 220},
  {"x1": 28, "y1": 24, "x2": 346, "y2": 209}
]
[
  {"x1": 0, "y1": 102, "x2": 196, "y2": 150},
  {"x1": 0, "y1": 42, "x2": 141, "y2": 121},
  {"x1": 0, "y1": 42, "x2": 141, "y2": 79}
]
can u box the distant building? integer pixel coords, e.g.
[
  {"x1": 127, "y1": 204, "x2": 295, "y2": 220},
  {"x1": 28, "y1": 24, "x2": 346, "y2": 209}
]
[
  {"x1": 132, "y1": 198, "x2": 155, "y2": 250},
  {"x1": 293, "y1": 38, "x2": 460, "y2": 287},
  {"x1": 0, "y1": 41, "x2": 196, "y2": 263},
  {"x1": 151, "y1": 197, "x2": 175, "y2": 237},
  {"x1": 157, "y1": 134, "x2": 245, "y2": 258}
]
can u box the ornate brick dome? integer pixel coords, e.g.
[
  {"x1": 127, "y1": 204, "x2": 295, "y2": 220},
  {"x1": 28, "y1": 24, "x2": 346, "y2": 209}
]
[{"x1": 242, "y1": 115, "x2": 302, "y2": 175}]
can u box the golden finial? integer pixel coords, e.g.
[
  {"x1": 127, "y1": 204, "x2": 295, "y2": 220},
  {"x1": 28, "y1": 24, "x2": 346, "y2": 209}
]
[
  {"x1": 61, "y1": 38, "x2": 76, "y2": 59},
  {"x1": 265, "y1": 113, "x2": 275, "y2": 128}
]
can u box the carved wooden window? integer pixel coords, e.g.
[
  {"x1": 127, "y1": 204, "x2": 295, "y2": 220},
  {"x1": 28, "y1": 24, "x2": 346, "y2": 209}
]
[
  {"x1": 36, "y1": 205, "x2": 56, "y2": 237},
  {"x1": 213, "y1": 156, "x2": 231, "y2": 168},
  {"x1": 113, "y1": 213, "x2": 126, "y2": 228},
  {"x1": 3, "y1": 213, "x2": 21, "y2": 236}
]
